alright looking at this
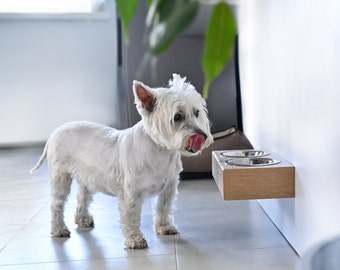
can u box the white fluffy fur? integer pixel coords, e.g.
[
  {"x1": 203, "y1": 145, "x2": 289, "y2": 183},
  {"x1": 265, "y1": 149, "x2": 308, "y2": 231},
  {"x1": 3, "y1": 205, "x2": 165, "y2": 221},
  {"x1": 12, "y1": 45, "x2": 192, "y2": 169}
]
[{"x1": 30, "y1": 74, "x2": 213, "y2": 249}]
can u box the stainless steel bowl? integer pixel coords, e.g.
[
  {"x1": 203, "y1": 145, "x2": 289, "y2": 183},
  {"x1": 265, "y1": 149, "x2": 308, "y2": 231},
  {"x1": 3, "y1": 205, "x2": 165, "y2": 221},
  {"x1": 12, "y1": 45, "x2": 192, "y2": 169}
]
[
  {"x1": 220, "y1": 150, "x2": 269, "y2": 158},
  {"x1": 225, "y1": 157, "x2": 281, "y2": 167}
]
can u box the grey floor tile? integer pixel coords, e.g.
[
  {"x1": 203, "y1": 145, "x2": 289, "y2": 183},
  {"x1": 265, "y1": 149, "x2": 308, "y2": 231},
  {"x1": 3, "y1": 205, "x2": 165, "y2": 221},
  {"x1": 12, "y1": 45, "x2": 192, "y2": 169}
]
[
  {"x1": 175, "y1": 180, "x2": 289, "y2": 253},
  {"x1": 0, "y1": 194, "x2": 176, "y2": 265},
  {"x1": 176, "y1": 247, "x2": 299, "y2": 270},
  {"x1": 0, "y1": 254, "x2": 177, "y2": 270},
  {"x1": 0, "y1": 225, "x2": 24, "y2": 251}
]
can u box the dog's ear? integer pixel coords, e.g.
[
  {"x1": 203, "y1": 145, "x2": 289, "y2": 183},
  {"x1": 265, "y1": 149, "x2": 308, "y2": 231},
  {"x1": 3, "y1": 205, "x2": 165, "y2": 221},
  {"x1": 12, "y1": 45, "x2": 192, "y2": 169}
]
[{"x1": 133, "y1": 81, "x2": 156, "y2": 112}]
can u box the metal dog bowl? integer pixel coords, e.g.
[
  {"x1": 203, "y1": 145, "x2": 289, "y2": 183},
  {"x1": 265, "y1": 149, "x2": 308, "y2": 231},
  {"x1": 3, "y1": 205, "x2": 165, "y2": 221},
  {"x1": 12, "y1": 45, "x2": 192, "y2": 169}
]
[
  {"x1": 225, "y1": 157, "x2": 281, "y2": 167},
  {"x1": 220, "y1": 150, "x2": 269, "y2": 158}
]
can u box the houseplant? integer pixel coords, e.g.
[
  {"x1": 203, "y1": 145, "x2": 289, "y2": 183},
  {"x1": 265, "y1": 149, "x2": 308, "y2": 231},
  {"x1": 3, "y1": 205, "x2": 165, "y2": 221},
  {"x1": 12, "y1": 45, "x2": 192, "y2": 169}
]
[{"x1": 116, "y1": 0, "x2": 237, "y2": 99}]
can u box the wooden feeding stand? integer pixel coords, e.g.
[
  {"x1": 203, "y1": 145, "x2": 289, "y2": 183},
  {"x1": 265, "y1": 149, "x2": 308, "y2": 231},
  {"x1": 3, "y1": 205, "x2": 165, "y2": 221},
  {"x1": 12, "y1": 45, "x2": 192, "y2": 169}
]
[{"x1": 212, "y1": 150, "x2": 295, "y2": 200}]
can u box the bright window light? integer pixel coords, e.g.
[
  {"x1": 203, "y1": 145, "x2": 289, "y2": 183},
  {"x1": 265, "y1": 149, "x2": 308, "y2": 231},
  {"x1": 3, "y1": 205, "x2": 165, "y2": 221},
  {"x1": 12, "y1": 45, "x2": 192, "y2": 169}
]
[{"x1": 0, "y1": 0, "x2": 93, "y2": 13}]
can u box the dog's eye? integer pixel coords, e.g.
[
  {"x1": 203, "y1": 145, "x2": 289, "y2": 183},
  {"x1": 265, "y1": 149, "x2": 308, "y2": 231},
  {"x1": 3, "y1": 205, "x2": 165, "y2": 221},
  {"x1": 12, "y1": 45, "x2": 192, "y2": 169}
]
[
  {"x1": 174, "y1": 113, "x2": 183, "y2": 122},
  {"x1": 194, "y1": 109, "x2": 199, "y2": 118}
]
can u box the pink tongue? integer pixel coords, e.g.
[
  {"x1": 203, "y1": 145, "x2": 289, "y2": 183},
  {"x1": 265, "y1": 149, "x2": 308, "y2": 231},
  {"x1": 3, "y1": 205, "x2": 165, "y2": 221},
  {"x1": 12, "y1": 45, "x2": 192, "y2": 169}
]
[{"x1": 188, "y1": 134, "x2": 206, "y2": 152}]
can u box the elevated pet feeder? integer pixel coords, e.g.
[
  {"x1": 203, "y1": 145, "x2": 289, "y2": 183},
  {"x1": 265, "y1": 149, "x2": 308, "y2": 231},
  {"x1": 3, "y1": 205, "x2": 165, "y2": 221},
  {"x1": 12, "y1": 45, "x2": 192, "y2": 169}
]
[{"x1": 212, "y1": 150, "x2": 295, "y2": 200}]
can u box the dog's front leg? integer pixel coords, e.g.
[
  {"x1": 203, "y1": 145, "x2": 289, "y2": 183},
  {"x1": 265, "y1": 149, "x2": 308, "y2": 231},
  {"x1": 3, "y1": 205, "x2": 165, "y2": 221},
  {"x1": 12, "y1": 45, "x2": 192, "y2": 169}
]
[
  {"x1": 119, "y1": 194, "x2": 148, "y2": 249},
  {"x1": 154, "y1": 179, "x2": 179, "y2": 235}
]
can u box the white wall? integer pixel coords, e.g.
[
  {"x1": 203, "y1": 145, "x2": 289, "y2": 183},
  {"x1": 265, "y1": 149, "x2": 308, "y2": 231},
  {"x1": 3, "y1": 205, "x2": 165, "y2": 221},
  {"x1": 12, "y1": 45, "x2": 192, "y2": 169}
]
[
  {"x1": 0, "y1": 0, "x2": 119, "y2": 145},
  {"x1": 238, "y1": 0, "x2": 340, "y2": 256}
]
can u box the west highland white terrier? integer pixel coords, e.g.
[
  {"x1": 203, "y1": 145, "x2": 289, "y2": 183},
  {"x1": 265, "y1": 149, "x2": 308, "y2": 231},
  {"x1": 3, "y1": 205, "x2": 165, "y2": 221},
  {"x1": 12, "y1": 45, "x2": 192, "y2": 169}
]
[{"x1": 30, "y1": 74, "x2": 213, "y2": 249}]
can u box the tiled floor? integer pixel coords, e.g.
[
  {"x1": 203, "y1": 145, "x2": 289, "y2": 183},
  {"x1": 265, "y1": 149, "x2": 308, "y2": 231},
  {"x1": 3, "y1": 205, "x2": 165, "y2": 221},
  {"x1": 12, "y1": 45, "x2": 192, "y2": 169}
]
[{"x1": 0, "y1": 147, "x2": 300, "y2": 269}]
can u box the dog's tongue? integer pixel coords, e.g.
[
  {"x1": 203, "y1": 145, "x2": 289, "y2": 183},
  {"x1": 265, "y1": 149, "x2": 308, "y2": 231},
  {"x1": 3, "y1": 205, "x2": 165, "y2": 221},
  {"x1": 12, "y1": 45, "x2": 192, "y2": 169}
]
[{"x1": 188, "y1": 134, "x2": 206, "y2": 152}]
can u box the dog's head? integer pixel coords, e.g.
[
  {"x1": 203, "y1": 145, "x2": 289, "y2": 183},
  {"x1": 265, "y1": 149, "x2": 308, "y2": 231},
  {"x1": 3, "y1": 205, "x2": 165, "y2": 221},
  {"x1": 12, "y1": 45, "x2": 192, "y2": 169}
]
[{"x1": 133, "y1": 74, "x2": 213, "y2": 156}]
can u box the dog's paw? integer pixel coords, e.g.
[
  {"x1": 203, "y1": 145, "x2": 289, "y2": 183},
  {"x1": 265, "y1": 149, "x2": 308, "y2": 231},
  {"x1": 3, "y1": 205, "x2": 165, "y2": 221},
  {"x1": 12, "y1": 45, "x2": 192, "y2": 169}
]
[
  {"x1": 76, "y1": 217, "x2": 94, "y2": 228},
  {"x1": 51, "y1": 226, "x2": 71, "y2": 237},
  {"x1": 125, "y1": 235, "x2": 148, "y2": 249},
  {"x1": 155, "y1": 224, "x2": 178, "y2": 235}
]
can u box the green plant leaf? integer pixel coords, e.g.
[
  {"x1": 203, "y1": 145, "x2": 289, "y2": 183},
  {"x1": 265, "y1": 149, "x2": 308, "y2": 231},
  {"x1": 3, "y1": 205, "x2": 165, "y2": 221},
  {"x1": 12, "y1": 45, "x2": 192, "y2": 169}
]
[
  {"x1": 147, "y1": 0, "x2": 177, "y2": 26},
  {"x1": 149, "y1": 0, "x2": 199, "y2": 55},
  {"x1": 202, "y1": 2, "x2": 237, "y2": 99},
  {"x1": 156, "y1": 0, "x2": 177, "y2": 22},
  {"x1": 116, "y1": 0, "x2": 139, "y2": 44}
]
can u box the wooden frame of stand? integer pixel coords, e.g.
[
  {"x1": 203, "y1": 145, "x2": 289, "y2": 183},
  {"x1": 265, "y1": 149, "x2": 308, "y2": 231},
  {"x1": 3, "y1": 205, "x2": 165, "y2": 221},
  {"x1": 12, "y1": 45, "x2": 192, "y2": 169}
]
[{"x1": 212, "y1": 150, "x2": 295, "y2": 200}]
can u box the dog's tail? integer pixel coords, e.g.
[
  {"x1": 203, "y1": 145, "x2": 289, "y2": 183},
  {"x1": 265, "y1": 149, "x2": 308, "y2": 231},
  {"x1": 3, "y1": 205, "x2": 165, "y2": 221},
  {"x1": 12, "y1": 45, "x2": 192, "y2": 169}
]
[{"x1": 29, "y1": 139, "x2": 49, "y2": 174}]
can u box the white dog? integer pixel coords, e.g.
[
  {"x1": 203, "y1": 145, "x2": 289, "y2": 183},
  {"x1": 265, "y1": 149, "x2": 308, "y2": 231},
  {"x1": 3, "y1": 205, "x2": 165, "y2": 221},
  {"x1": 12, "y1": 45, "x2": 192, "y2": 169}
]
[{"x1": 30, "y1": 74, "x2": 213, "y2": 249}]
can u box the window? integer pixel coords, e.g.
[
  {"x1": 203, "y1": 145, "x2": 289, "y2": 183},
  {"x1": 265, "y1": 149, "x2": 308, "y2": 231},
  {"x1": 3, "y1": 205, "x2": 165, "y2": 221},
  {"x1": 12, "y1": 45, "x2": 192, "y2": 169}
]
[{"x1": 0, "y1": 0, "x2": 105, "y2": 14}]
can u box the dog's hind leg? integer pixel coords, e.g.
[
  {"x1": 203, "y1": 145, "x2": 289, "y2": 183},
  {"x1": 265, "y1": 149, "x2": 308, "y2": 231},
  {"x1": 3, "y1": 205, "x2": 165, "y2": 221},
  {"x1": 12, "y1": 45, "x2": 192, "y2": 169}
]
[
  {"x1": 154, "y1": 179, "x2": 179, "y2": 235},
  {"x1": 119, "y1": 194, "x2": 148, "y2": 249},
  {"x1": 50, "y1": 170, "x2": 72, "y2": 237},
  {"x1": 75, "y1": 184, "x2": 94, "y2": 228}
]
